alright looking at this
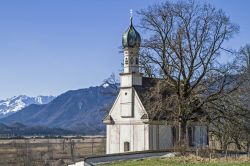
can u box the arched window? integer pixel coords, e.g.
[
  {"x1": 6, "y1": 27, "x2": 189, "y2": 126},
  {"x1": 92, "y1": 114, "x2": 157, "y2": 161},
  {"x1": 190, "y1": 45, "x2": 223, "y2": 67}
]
[
  {"x1": 172, "y1": 126, "x2": 179, "y2": 146},
  {"x1": 188, "y1": 126, "x2": 195, "y2": 147}
]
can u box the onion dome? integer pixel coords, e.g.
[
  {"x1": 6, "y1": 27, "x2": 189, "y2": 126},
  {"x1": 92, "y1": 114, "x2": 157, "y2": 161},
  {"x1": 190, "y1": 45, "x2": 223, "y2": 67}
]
[{"x1": 122, "y1": 17, "x2": 141, "y2": 48}]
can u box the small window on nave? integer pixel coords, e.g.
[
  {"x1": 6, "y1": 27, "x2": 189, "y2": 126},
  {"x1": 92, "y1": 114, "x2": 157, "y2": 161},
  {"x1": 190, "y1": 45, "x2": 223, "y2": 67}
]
[{"x1": 124, "y1": 142, "x2": 130, "y2": 152}]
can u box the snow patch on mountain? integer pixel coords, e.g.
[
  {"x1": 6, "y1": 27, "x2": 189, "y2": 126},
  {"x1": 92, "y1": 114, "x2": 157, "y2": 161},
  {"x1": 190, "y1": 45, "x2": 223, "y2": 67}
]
[{"x1": 0, "y1": 95, "x2": 55, "y2": 118}]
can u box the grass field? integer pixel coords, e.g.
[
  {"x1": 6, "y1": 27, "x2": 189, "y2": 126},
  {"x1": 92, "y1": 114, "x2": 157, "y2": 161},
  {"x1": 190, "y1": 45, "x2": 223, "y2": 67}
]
[{"x1": 104, "y1": 156, "x2": 250, "y2": 166}]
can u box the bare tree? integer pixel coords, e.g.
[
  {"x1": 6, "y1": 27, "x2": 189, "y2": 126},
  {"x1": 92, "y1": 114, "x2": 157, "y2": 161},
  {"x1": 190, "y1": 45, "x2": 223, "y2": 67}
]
[
  {"x1": 209, "y1": 88, "x2": 250, "y2": 152},
  {"x1": 47, "y1": 139, "x2": 54, "y2": 162},
  {"x1": 139, "y1": 49, "x2": 159, "y2": 78},
  {"x1": 102, "y1": 73, "x2": 119, "y2": 95},
  {"x1": 23, "y1": 139, "x2": 32, "y2": 166},
  {"x1": 69, "y1": 139, "x2": 75, "y2": 162},
  {"x1": 239, "y1": 44, "x2": 250, "y2": 74},
  {"x1": 235, "y1": 44, "x2": 250, "y2": 152},
  {"x1": 100, "y1": 73, "x2": 119, "y2": 113},
  {"x1": 137, "y1": 0, "x2": 244, "y2": 148},
  {"x1": 62, "y1": 139, "x2": 65, "y2": 152}
]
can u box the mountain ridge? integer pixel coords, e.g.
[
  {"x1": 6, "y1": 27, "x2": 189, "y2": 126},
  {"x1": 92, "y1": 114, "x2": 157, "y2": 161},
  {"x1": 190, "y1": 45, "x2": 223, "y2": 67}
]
[
  {"x1": 0, "y1": 95, "x2": 55, "y2": 118},
  {"x1": 0, "y1": 85, "x2": 116, "y2": 135}
]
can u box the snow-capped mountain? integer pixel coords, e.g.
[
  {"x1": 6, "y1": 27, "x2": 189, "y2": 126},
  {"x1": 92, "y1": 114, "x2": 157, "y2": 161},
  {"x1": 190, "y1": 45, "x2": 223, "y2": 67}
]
[
  {"x1": 0, "y1": 95, "x2": 55, "y2": 118},
  {"x1": 0, "y1": 85, "x2": 117, "y2": 134}
]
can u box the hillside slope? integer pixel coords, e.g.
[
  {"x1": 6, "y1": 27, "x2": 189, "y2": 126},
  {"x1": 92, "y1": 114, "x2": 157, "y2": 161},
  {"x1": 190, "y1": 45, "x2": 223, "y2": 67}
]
[{"x1": 0, "y1": 85, "x2": 116, "y2": 134}]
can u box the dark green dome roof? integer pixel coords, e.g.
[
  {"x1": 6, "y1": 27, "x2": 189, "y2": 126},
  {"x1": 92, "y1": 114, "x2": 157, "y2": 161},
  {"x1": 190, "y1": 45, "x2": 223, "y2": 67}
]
[{"x1": 122, "y1": 18, "x2": 141, "y2": 48}]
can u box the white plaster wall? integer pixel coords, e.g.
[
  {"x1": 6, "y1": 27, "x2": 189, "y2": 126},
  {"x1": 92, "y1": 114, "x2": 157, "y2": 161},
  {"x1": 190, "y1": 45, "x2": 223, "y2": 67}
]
[
  {"x1": 107, "y1": 88, "x2": 149, "y2": 154},
  {"x1": 194, "y1": 126, "x2": 208, "y2": 147},
  {"x1": 119, "y1": 125, "x2": 132, "y2": 152},
  {"x1": 120, "y1": 88, "x2": 133, "y2": 117},
  {"x1": 132, "y1": 75, "x2": 142, "y2": 86},
  {"x1": 144, "y1": 124, "x2": 149, "y2": 150},
  {"x1": 154, "y1": 125, "x2": 159, "y2": 150},
  {"x1": 133, "y1": 125, "x2": 147, "y2": 151},
  {"x1": 106, "y1": 125, "x2": 110, "y2": 154},
  {"x1": 108, "y1": 125, "x2": 120, "y2": 154},
  {"x1": 109, "y1": 89, "x2": 146, "y2": 123},
  {"x1": 120, "y1": 89, "x2": 133, "y2": 103},
  {"x1": 149, "y1": 125, "x2": 174, "y2": 150},
  {"x1": 149, "y1": 125, "x2": 159, "y2": 150},
  {"x1": 107, "y1": 124, "x2": 149, "y2": 154},
  {"x1": 159, "y1": 125, "x2": 173, "y2": 149},
  {"x1": 120, "y1": 75, "x2": 132, "y2": 87},
  {"x1": 107, "y1": 87, "x2": 156, "y2": 154},
  {"x1": 120, "y1": 124, "x2": 149, "y2": 153},
  {"x1": 120, "y1": 74, "x2": 142, "y2": 87}
]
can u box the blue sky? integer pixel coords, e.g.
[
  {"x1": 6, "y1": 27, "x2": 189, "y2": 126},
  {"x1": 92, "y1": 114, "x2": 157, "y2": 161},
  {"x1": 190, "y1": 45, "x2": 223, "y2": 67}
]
[{"x1": 0, "y1": 0, "x2": 249, "y2": 99}]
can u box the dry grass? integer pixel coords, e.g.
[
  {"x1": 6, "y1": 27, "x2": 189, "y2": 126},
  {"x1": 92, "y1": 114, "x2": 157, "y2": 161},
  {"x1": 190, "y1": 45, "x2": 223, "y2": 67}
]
[{"x1": 0, "y1": 136, "x2": 106, "y2": 166}]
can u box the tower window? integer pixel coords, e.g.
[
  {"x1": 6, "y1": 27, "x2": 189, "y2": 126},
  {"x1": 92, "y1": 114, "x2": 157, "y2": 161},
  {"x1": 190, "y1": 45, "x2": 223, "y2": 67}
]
[
  {"x1": 136, "y1": 58, "x2": 138, "y2": 65},
  {"x1": 124, "y1": 142, "x2": 130, "y2": 152},
  {"x1": 130, "y1": 57, "x2": 134, "y2": 64},
  {"x1": 125, "y1": 58, "x2": 129, "y2": 65},
  {"x1": 125, "y1": 92, "x2": 127, "y2": 95}
]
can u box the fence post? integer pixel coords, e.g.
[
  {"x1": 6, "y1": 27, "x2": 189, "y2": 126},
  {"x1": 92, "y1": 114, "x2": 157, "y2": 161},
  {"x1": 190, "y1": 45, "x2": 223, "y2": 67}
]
[
  {"x1": 196, "y1": 148, "x2": 199, "y2": 158},
  {"x1": 248, "y1": 146, "x2": 250, "y2": 158},
  {"x1": 92, "y1": 137, "x2": 94, "y2": 155}
]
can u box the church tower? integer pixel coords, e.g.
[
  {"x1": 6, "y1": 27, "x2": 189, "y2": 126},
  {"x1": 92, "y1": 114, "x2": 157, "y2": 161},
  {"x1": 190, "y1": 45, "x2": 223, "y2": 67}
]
[
  {"x1": 119, "y1": 14, "x2": 142, "y2": 117},
  {"x1": 120, "y1": 14, "x2": 142, "y2": 87},
  {"x1": 103, "y1": 12, "x2": 209, "y2": 154},
  {"x1": 122, "y1": 17, "x2": 141, "y2": 74}
]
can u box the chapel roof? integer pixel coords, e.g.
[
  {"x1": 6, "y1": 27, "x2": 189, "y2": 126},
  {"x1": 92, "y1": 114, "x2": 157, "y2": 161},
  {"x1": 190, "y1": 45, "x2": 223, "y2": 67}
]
[{"x1": 134, "y1": 77, "x2": 174, "y2": 121}]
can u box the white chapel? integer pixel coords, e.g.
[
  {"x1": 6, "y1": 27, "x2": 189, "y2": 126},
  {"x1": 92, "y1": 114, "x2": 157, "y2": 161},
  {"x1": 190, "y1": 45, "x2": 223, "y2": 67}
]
[{"x1": 103, "y1": 15, "x2": 208, "y2": 154}]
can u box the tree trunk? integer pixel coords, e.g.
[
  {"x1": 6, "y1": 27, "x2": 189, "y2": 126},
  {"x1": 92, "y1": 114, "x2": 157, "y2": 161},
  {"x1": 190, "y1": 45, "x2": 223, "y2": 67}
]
[
  {"x1": 235, "y1": 140, "x2": 242, "y2": 151},
  {"x1": 177, "y1": 99, "x2": 188, "y2": 151},
  {"x1": 179, "y1": 120, "x2": 188, "y2": 150},
  {"x1": 247, "y1": 143, "x2": 250, "y2": 157}
]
